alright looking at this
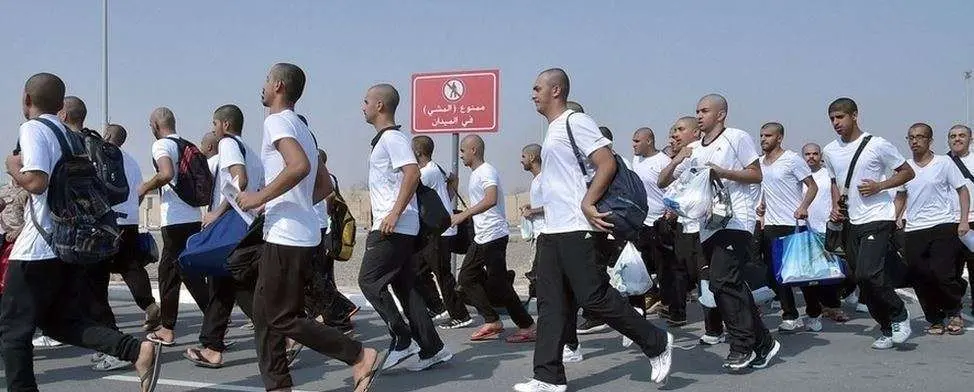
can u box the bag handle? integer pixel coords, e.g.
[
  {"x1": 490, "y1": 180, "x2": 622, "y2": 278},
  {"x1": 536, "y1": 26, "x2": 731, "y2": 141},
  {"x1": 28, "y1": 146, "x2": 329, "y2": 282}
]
[
  {"x1": 841, "y1": 135, "x2": 873, "y2": 195},
  {"x1": 564, "y1": 112, "x2": 591, "y2": 182}
]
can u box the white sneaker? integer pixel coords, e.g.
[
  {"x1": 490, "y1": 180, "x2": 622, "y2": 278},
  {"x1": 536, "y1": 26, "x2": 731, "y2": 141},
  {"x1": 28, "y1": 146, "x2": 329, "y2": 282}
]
[
  {"x1": 562, "y1": 344, "x2": 583, "y2": 363},
  {"x1": 856, "y1": 303, "x2": 869, "y2": 313},
  {"x1": 806, "y1": 316, "x2": 823, "y2": 332},
  {"x1": 648, "y1": 333, "x2": 673, "y2": 384},
  {"x1": 513, "y1": 379, "x2": 567, "y2": 392},
  {"x1": 891, "y1": 319, "x2": 912, "y2": 344},
  {"x1": 91, "y1": 355, "x2": 132, "y2": 371},
  {"x1": 779, "y1": 318, "x2": 804, "y2": 332},
  {"x1": 622, "y1": 335, "x2": 633, "y2": 348},
  {"x1": 845, "y1": 291, "x2": 859, "y2": 305},
  {"x1": 382, "y1": 342, "x2": 421, "y2": 370},
  {"x1": 871, "y1": 335, "x2": 894, "y2": 350},
  {"x1": 32, "y1": 336, "x2": 62, "y2": 348},
  {"x1": 431, "y1": 311, "x2": 450, "y2": 322},
  {"x1": 91, "y1": 352, "x2": 106, "y2": 363},
  {"x1": 407, "y1": 347, "x2": 453, "y2": 371},
  {"x1": 699, "y1": 334, "x2": 725, "y2": 345}
]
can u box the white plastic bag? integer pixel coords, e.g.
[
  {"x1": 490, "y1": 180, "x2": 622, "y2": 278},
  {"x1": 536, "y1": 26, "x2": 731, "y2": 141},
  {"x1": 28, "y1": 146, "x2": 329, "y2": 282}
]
[
  {"x1": 608, "y1": 243, "x2": 653, "y2": 295},
  {"x1": 520, "y1": 217, "x2": 534, "y2": 241},
  {"x1": 664, "y1": 167, "x2": 714, "y2": 220}
]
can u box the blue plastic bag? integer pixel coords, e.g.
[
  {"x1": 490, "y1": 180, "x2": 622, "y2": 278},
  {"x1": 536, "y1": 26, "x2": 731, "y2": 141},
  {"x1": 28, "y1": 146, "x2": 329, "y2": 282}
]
[
  {"x1": 179, "y1": 211, "x2": 248, "y2": 277},
  {"x1": 771, "y1": 228, "x2": 847, "y2": 286}
]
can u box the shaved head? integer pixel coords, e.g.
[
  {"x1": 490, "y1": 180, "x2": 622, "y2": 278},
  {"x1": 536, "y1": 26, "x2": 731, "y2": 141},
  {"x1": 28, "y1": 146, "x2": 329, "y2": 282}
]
[
  {"x1": 460, "y1": 134, "x2": 486, "y2": 166},
  {"x1": 566, "y1": 101, "x2": 584, "y2": 113},
  {"x1": 802, "y1": 143, "x2": 821, "y2": 154},
  {"x1": 213, "y1": 104, "x2": 244, "y2": 134},
  {"x1": 462, "y1": 134, "x2": 485, "y2": 153},
  {"x1": 270, "y1": 63, "x2": 306, "y2": 104},
  {"x1": 60, "y1": 96, "x2": 87, "y2": 125},
  {"x1": 104, "y1": 124, "x2": 127, "y2": 147},
  {"x1": 761, "y1": 122, "x2": 784, "y2": 136},
  {"x1": 522, "y1": 143, "x2": 541, "y2": 158},
  {"x1": 634, "y1": 127, "x2": 655, "y2": 141},
  {"x1": 412, "y1": 135, "x2": 434, "y2": 158},
  {"x1": 540, "y1": 68, "x2": 570, "y2": 99},
  {"x1": 200, "y1": 131, "x2": 219, "y2": 159},
  {"x1": 24, "y1": 72, "x2": 66, "y2": 115},
  {"x1": 951, "y1": 124, "x2": 972, "y2": 136},
  {"x1": 699, "y1": 94, "x2": 728, "y2": 113},
  {"x1": 909, "y1": 122, "x2": 934, "y2": 138},
  {"x1": 150, "y1": 107, "x2": 176, "y2": 131},
  {"x1": 369, "y1": 83, "x2": 400, "y2": 114}
]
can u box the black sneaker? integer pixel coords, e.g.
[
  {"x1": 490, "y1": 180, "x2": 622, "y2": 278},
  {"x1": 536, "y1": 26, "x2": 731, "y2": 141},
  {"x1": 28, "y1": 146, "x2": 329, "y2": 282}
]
[
  {"x1": 750, "y1": 338, "x2": 781, "y2": 369},
  {"x1": 658, "y1": 308, "x2": 672, "y2": 321},
  {"x1": 438, "y1": 318, "x2": 474, "y2": 330},
  {"x1": 666, "y1": 317, "x2": 688, "y2": 327},
  {"x1": 722, "y1": 351, "x2": 755, "y2": 371},
  {"x1": 576, "y1": 319, "x2": 610, "y2": 335}
]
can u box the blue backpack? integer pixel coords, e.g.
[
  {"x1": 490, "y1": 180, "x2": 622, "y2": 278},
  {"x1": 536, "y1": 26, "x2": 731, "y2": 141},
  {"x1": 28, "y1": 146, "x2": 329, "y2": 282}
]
[
  {"x1": 178, "y1": 210, "x2": 248, "y2": 277},
  {"x1": 565, "y1": 113, "x2": 648, "y2": 241}
]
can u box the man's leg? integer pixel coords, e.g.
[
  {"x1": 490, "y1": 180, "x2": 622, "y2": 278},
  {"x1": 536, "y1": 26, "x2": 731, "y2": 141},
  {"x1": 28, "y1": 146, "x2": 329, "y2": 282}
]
[
  {"x1": 704, "y1": 230, "x2": 771, "y2": 356},
  {"x1": 116, "y1": 225, "x2": 157, "y2": 312},
  {"x1": 457, "y1": 242, "x2": 501, "y2": 325},
  {"x1": 905, "y1": 227, "x2": 943, "y2": 324},
  {"x1": 357, "y1": 232, "x2": 414, "y2": 349},
  {"x1": 255, "y1": 243, "x2": 363, "y2": 390},
  {"x1": 762, "y1": 225, "x2": 800, "y2": 322},
  {"x1": 852, "y1": 222, "x2": 906, "y2": 336},
  {"x1": 929, "y1": 224, "x2": 966, "y2": 321},
  {"x1": 483, "y1": 237, "x2": 534, "y2": 329},
  {"x1": 532, "y1": 234, "x2": 572, "y2": 386},
  {"x1": 434, "y1": 237, "x2": 470, "y2": 321},
  {"x1": 387, "y1": 235, "x2": 445, "y2": 359},
  {"x1": 84, "y1": 260, "x2": 118, "y2": 331},
  {"x1": 158, "y1": 222, "x2": 209, "y2": 334},
  {"x1": 197, "y1": 275, "x2": 237, "y2": 354},
  {"x1": 412, "y1": 239, "x2": 446, "y2": 316}
]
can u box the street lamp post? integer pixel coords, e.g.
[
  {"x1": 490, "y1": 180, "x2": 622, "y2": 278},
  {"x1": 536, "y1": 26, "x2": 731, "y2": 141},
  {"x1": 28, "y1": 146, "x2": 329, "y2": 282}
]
[
  {"x1": 965, "y1": 70, "x2": 972, "y2": 127},
  {"x1": 102, "y1": 0, "x2": 109, "y2": 130}
]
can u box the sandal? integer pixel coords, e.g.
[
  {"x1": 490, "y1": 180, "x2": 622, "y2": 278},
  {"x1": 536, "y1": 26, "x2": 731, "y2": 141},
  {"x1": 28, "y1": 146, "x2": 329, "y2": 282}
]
[
  {"x1": 353, "y1": 349, "x2": 388, "y2": 392},
  {"x1": 946, "y1": 317, "x2": 965, "y2": 335},
  {"x1": 138, "y1": 342, "x2": 163, "y2": 392},
  {"x1": 146, "y1": 332, "x2": 175, "y2": 347},
  {"x1": 926, "y1": 323, "x2": 946, "y2": 335},
  {"x1": 505, "y1": 329, "x2": 537, "y2": 344},
  {"x1": 183, "y1": 348, "x2": 224, "y2": 369},
  {"x1": 470, "y1": 325, "x2": 504, "y2": 341}
]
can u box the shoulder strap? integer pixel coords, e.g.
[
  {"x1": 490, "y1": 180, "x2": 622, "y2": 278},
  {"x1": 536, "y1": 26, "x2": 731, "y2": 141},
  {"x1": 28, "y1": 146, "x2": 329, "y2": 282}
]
[
  {"x1": 434, "y1": 163, "x2": 450, "y2": 183},
  {"x1": 26, "y1": 118, "x2": 77, "y2": 248},
  {"x1": 842, "y1": 135, "x2": 873, "y2": 193},
  {"x1": 370, "y1": 125, "x2": 402, "y2": 151},
  {"x1": 564, "y1": 112, "x2": 589, "y2": 178},
  {"x1": 949, "y1": 152, "x2": 974, "y2": 182},
  {"x1": 34, "y1": 118, "x2": 77, "y2": 159}
]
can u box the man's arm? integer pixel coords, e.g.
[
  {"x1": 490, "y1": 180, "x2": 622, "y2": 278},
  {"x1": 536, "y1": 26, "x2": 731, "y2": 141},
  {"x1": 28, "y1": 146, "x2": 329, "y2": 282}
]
[
  {"x1": 858, "y1": 162, "x2": 914, "y2": 197},
  {"x1": 203, "y1": 164, "x2": 248, "y2": 226},
  {"x1": 658, "y1": 146, "x2": 692, "y2": 188},
  {"x1": 958, "y1": 186, "x2": 971, "y2": 235},
  {"x1": 710, "y1": 160, "x2": 762, "y2": 184},
  {"x1": 893, "y1": 190, "x2": 906, "y2": 229},
  {"x1": 795, "y1": 176, "x2": 817, "y2": 219},
  {"x1": 454, "y1": 185, "x2": 498, "y2": 225},
  {"x1": 312, "y1": 160, "x2": 333, "y2": 204},
  {"x1": 583, "y1": 147, "x2": 617, "y2": 230},
  {"x1": 138, "y1": 156, "x2": 174, "y2": 197},
  {"x1": 236, "y1": 138, "x2": 309, "y2": 210}
]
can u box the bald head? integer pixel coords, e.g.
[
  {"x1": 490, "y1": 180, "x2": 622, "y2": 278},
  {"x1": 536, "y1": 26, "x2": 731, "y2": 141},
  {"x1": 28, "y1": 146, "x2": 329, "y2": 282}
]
[
  {"x1": 150, "y1": 107, "x2": 176, "y2": 133},
  {"x1": 60, "y1": 96, "x2": 87, "y2": 128},
  {"x1": 412, "y1": 135, "x2": 434, "y2": 159},
  {"x1": 699, "y1": 94, "x2": 728, "y2": 113},
  {"x1": 540, "y1": 68, "x2": 570, "y2": 99},
  {"x1": 104, "y1": 124, "x2": 128, "y2": 147},
  {"x1": 369, "y1": 83, "x2": 400, "y2": 114},
  {"x1": 632, "y1": 127, "x2": 657, "y2": 157},
  {"x1": 634, "y1": 127, "x2": 655, "y2": 141},
  {"x1": 24, "y1": 73, "x2": 66, "y2": 115},
  {"x1": 460, "y1": 134, "x2": 486, "y2": 164},
  {"x1": 270, "y1": 63, "x2": 306, "y2": 104},
  {"x1": 200, "y1": 132, "x2": 219, "y2": 159},
  {"x1": 802, "y1": 143, "x2": 821, "y2": 154},
  {"x1": 213, "y1": 104, "x2": 244, "y2": 135},
  {"x1": 522, "y1": 143, "x2": 541, "y2": 159}
]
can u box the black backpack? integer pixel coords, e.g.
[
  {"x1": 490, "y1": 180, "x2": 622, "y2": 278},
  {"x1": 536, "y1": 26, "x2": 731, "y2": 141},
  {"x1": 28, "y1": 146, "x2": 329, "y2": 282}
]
[
  {"x1": 155, "y1": 136, "x2": 213, "y2": 207},
  {"x1": 80, "y1": 128, "x2": 129, "y2": 205},
  {"x1": 565, "y1": 112, "x2": 649, "y2": 241},
  {"x1": 30, "y1": 118, "x2": 121, "y2": 264}
]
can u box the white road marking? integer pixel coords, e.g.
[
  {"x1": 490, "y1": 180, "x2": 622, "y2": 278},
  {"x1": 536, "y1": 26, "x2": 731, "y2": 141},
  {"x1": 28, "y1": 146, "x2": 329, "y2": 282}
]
[{"x1": 102, "y1": 375, "x2": 316, "y2": 392}]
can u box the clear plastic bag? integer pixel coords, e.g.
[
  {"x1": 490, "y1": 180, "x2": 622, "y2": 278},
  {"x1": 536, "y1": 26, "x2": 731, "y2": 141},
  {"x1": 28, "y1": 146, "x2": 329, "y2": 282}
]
[
  {"x1": 608, "y1": 243, "x2": 653, "y2": 295},
  {"x1": 520, "y1": 217, "x2": 534, "y2": 241},
  {"x1": 664, "y1": 167, "x2": 714, "y2": 220},
  {"x1": 772, "y1": 229, "x2": 847, "y2": 286}
]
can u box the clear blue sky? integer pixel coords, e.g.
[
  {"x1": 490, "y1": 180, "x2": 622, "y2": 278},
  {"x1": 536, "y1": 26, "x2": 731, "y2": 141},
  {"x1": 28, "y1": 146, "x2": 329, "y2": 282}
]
[{"x1": 3, "y1": 0, "x2": 972, "y2": 191}]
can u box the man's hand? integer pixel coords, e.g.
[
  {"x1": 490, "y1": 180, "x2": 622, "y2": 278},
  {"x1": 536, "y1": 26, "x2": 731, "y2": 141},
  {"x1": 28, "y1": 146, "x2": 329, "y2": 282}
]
[
  {"x1": 857, "y1": 179, "x2": 883, "y2": 197},
  {"x1": 582, "y1": 203, "x2": 613, "y2": 231},
  {"x1": 202, "y1": 211, "x2": 220, "y2": 228},
  {"x1": 829, "y1": 206, "x2": 845, "y2": 222},
  {"x1": 959, "y1": 221, "x2": 971, "y2": 237},
  {"x1": 450, "y1": 212, "x2": 467, "y2": 228},
  {"x1": 379, "y1": 213, "x2": 399, "y2": 235},
  {"x1": 663, "y1": 210, "x2": 677, "y2": 220},
  {"x1": 706, "y1": 163, "x2": 726, "y2": 179},
  {"x1": 5, "y1": 154, "x2": 22, "y2": 176},
  {"x1": 794, "y1": 206, "x2": 809, "y2": 220},
  {"x1": 520, "y1": 204, "x2": 533, "y2": 218},
  {"x1": 756, "y1": 204, "x2": 766, "y2": 217},
  {"x1": 896, "y1": 219, "x2": 905, "y2": 230},
  {"x1": 675, "y1": 145, "x2": 693, "y2": 162},
  {"x1": 236, "y1": 191, "x2": 263, "y2": 211}
]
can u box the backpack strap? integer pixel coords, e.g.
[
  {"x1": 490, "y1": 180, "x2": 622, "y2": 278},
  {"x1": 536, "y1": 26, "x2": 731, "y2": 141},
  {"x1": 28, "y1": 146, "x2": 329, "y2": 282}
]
[
  {"x1": 563, "y1": 112, "x2": 590, "y2": 180},
  {"x1": 26, "y1": 117, "x2": 77, "y2": 248},
  {"x1": 841, "y1": 135, "x2": 873, "y2": 195},
  {"x1": 949, "y1": 152, "x2": 974, "y2": 183}
]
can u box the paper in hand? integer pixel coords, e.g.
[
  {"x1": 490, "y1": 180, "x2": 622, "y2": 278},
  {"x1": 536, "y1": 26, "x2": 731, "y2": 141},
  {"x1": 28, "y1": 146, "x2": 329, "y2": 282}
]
[{"x1": 223, "y1": 175, "x2": 255, "y2": 225}]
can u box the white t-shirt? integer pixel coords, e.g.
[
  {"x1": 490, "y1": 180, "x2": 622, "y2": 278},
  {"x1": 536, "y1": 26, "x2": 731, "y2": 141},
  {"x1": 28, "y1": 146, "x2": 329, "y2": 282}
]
[
  {"x1": 260, "y1": 110, "x2": 320, "y2": 247},
  {"x1": 468, "y1": 162, "x2": 509, "y2": 244},
  {"x1": 114, "y1": 150, "x2": 143, "y2": 226},
  {"x1": 673, "y1": 128, "x2": 760, "y2": 241},
  {"x1": 368, "y1": 128, "x2": 420, "y2": 236},
  {"x1": 213, "y1": 135, "x2": 264, "y2": 207},
  {"x1": 901, "y1": 155, "x2": 966, "y2": 232},
  {"x1": 529, "y1": 174, "x2": 546, "y2": 237},
  {"x1": 806, "y1": 168, "x2": 832, "y2": 233},
  {"x1": 10, "y1": 115, "x2": 66, "y2": 260},
  {"x1": 823, "y1": 133, "x2": 905, "y2": 225},
  {"x1": 540, "y1": 110, "x2": 612, "y2": 234},
  {"x1": 760, "y1": 150, "x2": 812, "y2": 227},
  {"x1": 151, "y1": 135, "x2": 202, "y2": 227},
  {"x1": 207, "y1": 155, "x2": 220, "y2": 206},
  {"x1": 420, "y1": 161, "x2": 457, "y2": 237},
  {"x1": 950, "y1": 153, "x2": 974, "y2": 223},
  {"x1": 632, "y1": 152, "x2": 672, "y2": 225}
]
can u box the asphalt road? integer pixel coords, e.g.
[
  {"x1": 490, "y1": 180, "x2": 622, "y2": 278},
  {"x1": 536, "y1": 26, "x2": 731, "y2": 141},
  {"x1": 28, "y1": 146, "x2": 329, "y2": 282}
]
[{"x1": 9, "y1": 285, "x2": 974, "y2": 392}]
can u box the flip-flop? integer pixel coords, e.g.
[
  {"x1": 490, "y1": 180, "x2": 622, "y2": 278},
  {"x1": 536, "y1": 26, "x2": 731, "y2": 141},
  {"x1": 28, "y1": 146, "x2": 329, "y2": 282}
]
[
  {"x1": 183, "y1": 348, "x2": 225, "y2": 369},
  {"x1": 286, "y1": 343, "x2": 304, "y2": 367},
  {"x1": 354, "y1": 349, "x2": 389, "y2": 392},
  {"x1": 470, "y1": 326, "x2": 504, "y2": 341},
  {"x1": 145, "y1": 332, "x2": 175, "y2": 347},
  {"x1": 139, "y1": 342, "x2": 163, "y2": 392},
  {"x1": 505, "y1": 330, "x2": 537, "y2": 344}
]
